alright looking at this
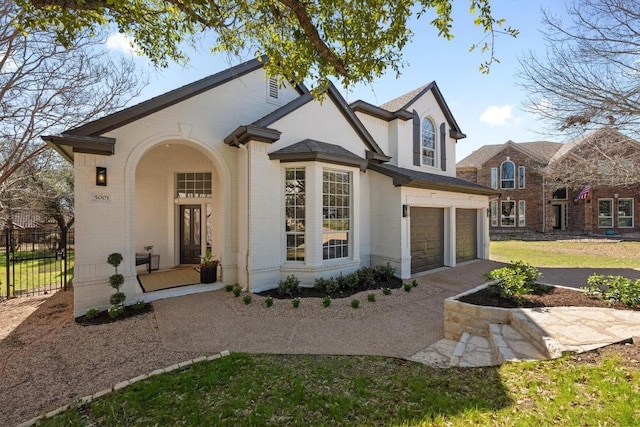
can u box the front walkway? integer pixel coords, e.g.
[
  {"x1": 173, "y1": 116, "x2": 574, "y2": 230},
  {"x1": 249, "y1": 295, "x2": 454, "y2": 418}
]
[{"x1": 152, "y1": 260, "x2": 503, "y2": 357}]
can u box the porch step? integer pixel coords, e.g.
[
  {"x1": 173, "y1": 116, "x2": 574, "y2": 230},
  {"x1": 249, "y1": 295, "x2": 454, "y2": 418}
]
[{"x1": 488, "y1": 323, "x2": 547, "y2": 363}]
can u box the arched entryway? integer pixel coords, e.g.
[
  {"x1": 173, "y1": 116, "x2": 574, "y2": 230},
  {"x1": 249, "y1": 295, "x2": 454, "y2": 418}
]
[{"x1": 132, "y1": 140, "x2": 229, "y2": 286}]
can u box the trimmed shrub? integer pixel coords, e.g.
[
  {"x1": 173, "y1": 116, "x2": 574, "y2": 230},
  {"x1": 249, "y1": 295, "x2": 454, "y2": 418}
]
[
  {"x1": 314, "y1": 277, "x2": 339, "y2": 294},
  {"x1": 132, "y1": 300, "x2": 147, "y2": 310},
  {"x1": 485, "y1": 261, "x2": 541, "y2": 303},
  {"x1": 109, "y1": 292, "x2": 126, "y2": 306},
  {"x1": 278, "y1": 275, "x2": 300, "y2": 297},
  {"x1": 358, "y1": 267, "x2": 376, "y2": 288},
  {"x1": 584, "y1": 274, "x2": 640, "y2": 308},
  {"x1": 373, "y1": 263, "x2": 396, "y2": 284},
  {"x1": 85, "y1": 308, "x2": 100, "y2": 319},
  {"x1": 108, "y1": 305, "x2": 124, "y2": 318}
]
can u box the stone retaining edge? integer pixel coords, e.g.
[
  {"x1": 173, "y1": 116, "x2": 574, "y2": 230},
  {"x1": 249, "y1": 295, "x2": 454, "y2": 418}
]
[{"x1": 16, "y1": 350, "x2": 232, "y2": 427}]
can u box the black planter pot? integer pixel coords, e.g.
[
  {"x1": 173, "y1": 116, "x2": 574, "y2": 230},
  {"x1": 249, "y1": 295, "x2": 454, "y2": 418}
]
[{"x1": 200, "y1": 266, "x2": 217, "y2": 284}]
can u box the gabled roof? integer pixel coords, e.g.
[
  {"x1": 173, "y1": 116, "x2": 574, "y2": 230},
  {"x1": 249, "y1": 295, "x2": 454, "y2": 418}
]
[
  {"x1": 72, "y1": 57, "x2": 301, "y2": 137},
  {"x1": 369, "y1": 163, "x2": 497, "y2": 195},
  {"x1": 43, "y1": 57, "x2": 306, "y2": 162},
  {"x1": 457, "y1": 140, "x2": 563, "y2": 169},
  {"x1": 226, "y1": 81, "x2": 390, "y2": 160},
  {"x1": 269, "y1": 139, "x2": 368, "y2": 171},
  {"x1": 376, "y1": 82, "x2": 465, "y2": 140},
  {"x1": 549, "y1": 127, "x2": 638, "y2": 162},
  {"x1": 379, "y1": 85, "x2": 429, "y2": 112}
]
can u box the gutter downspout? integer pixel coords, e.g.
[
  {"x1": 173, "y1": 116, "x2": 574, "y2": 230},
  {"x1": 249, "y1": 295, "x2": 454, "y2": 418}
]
[{"x1": 237, "y1": 141, "x2": 250, "y2": 292}]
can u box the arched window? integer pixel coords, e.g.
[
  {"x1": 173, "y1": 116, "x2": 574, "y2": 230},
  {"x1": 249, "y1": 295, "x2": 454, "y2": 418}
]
[
  {"x1": 421, "y1": 117, "x2": 436, "y2": 167},
  {"x1": 500, "y1": 160, "x2": 515, "y2": 189}
]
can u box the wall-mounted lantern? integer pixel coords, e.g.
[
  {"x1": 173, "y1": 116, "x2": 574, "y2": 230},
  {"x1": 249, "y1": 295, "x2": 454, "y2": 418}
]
[
  {"x1": 402, "y1": 204, "x2": 409, "y2": 218},
  {"x1": 96, "y1": 167, "x2": 107, "y2": 186}
]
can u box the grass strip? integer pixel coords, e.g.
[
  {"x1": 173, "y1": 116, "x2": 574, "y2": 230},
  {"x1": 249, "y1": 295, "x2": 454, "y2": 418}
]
[{"x1": 39, "y1": 352, "x2": 639, "y2": 426}]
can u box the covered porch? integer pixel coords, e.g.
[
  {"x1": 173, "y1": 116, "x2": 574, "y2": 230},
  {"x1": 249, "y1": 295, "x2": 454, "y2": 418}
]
[{"x1": 132, "y1": 140, "x2": 230, "y2": 291}]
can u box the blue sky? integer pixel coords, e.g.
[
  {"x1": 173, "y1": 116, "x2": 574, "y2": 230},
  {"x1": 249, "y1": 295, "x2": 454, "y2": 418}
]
[{"x1": 106, "y1": 0, "x2": 568, "y2": 161}]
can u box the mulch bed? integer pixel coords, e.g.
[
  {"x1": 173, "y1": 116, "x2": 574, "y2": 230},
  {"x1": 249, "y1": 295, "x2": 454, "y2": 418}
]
[
  {"x1": 75, "y1": 303, "x2": 153, "y2": 326},
  {"x1": 458, "y1": 285, "x2": 637, "y2": 311},
  {"x1": 256, "y1": 276, "x2": 403, "y2": 299}
]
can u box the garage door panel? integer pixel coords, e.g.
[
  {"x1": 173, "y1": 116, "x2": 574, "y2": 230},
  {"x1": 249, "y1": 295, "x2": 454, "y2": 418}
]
[
  {"x1": 456, "y1": 209, "x2": 477, "y2": 262},
  {"x1": 410, "y1": 207, "x2": 444, "y2": 274}
]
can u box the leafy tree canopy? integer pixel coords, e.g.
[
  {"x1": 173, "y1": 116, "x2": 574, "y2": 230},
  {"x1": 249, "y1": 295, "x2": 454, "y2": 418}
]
[{"x1": 15, "y1": 0, "x2": 517, "y2": 91}]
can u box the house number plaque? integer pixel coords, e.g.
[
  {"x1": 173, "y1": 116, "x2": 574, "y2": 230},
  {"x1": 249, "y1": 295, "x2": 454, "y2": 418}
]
[{"x1": 91, "y1": 193, "x2": 112, "y2": 203}]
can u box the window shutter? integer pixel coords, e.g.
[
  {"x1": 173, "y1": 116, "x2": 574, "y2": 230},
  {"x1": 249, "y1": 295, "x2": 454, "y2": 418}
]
[
  {"x1": 440, "y1": 123, "x2": 446, "y2": 171},
  {"x1": 413, "y1": 111, "x2": 420, "y2": 166}
]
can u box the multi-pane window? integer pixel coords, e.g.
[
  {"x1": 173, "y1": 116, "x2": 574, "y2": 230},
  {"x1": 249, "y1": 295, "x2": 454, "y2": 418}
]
[
  {"x1": 501, "y1": 200, "x2": 515, "y2": 226},
  {"x1": 518, "y1": 166, "x2": 526, "y2": 189},
  {"x1": 323, "y1": 169, "x2": 350, "y2": 260},
  {"x1": 618, "y1": 198, "x2": 634, "y2": 228},
  {"x1": 500, "y1": 161, "x2": 515, "y2": 189},
  {"x1": 518, "y1": 200, "x2": 526, "y2": 227},
  {"x1": 490, "y1": 201, "x2": 498, "y2": 226},
  {"x1": 421, "y1": 117, "x2": 436, "y2": 167},
  {"x1": 598, "y1": 199, "x2": 614, "y2": 228},
  {"x1": 285, "y1": 168, "x2": 306, "y2": 261},
  {"x1": 490, "y1": 168, "x2": 498, "y2": 190},
  {"x1": 176, "y1": 172, "x2": 212, "y2": 198}
]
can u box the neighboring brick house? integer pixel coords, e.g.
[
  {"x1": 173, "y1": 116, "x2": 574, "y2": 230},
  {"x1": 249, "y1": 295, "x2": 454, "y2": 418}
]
[{"x1": 457, "y1": 130, "x2": 640, "y2": 236}]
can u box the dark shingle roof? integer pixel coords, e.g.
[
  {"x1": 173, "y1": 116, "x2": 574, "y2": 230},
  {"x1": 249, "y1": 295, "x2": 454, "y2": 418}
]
[
  {"x1": 269, "y1": 139, "x2": 368, "y2": 171},
  {"x1": 379, "y1": 84, "x2": 429, "y2": 112},
  {"x1": 456, "y1": 144, "x2": 505, "y2": 168},
  {"x1": 369, "y1": 163, "x2": 496, "y2": 195}
]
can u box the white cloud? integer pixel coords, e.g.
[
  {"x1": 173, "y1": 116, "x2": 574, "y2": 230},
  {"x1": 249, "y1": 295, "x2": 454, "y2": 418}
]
[
  {"x1": 105, "y1": 33, "x2": 138, "y2": 55},
  {"x1": 531, "y1": 98, "x2": 553, "y2": 115},
  {"x1": 479, "y1": 105, "x2": 513, "y2": 126}
]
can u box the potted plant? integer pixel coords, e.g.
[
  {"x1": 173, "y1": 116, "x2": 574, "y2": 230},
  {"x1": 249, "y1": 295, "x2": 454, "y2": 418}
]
[
  {"x1": 200, "y1": 249, "x2": 219, "y2": 283},
  {"x1": 144, "y1": 245, "x2": 153, "y2": 254}
]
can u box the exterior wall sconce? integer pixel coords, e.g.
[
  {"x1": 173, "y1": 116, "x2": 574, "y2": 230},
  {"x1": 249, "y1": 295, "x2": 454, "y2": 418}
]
[
  {"x1": 96, "y1": 167, "x2": 107, "y2": 186},
  {"x1": 402, "y1": 204, "x2": 409, "y2": 218}
]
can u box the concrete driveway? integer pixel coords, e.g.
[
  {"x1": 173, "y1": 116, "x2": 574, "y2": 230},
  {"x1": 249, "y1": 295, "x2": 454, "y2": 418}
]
[{"x1": 152, "y1": 260, "x2": 640, "y2": 358}]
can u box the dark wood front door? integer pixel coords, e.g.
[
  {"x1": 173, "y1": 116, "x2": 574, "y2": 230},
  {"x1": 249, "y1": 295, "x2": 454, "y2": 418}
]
[{"x1": 180, "y1": 205, "x2": 202, "y2": 264}]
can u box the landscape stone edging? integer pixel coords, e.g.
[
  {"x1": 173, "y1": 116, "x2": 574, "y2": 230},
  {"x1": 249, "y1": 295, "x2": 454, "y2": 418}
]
[
  {"x1": 16, "y1": 350, "x2": 232, "y2": 427},
  {"x1": 443, "y1": 282, "x2": 584, "y2": 355}
]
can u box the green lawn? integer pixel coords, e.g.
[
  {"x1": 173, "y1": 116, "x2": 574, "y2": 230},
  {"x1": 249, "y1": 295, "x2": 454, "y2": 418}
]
[
  {"x1": 490, "y1": 240, "x2": 640, "y2": 268},
  {"x1": 40, "y1": 352, "x2": 638, "y2": 426}
]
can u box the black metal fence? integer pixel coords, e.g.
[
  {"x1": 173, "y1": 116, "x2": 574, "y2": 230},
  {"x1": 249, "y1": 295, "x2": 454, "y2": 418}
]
[{"x1": 0, "y1": 227, "x2": 74, "y2": 300}]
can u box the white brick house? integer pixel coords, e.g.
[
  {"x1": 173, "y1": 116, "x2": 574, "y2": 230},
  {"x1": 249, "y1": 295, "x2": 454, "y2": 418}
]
[{"x1": 45, "y1": 58, "x2": 494, "y2": 316}]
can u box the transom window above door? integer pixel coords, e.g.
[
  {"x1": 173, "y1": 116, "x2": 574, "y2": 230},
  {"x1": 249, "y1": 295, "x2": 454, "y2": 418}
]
[{"x1": 176, "y1": 172, "x2": 212, "y2": 198}]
